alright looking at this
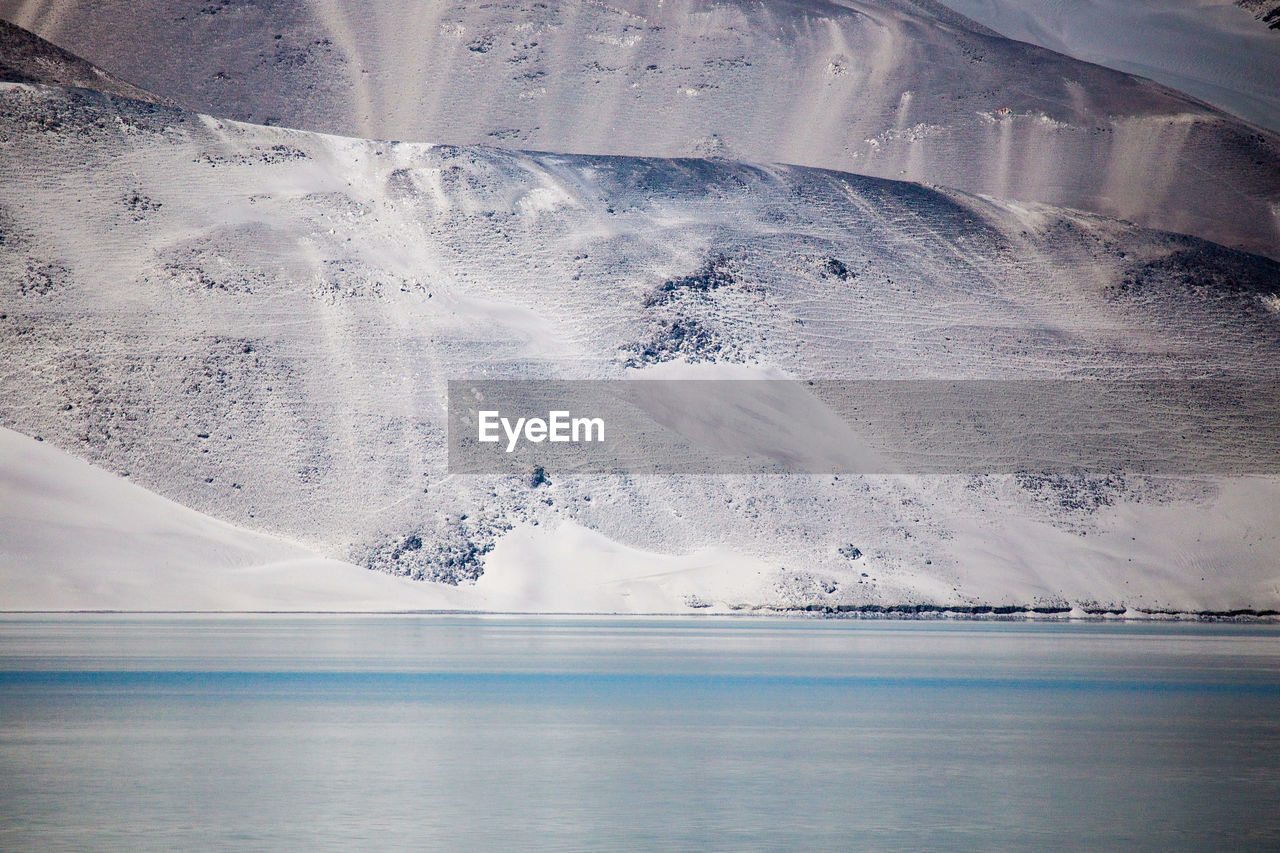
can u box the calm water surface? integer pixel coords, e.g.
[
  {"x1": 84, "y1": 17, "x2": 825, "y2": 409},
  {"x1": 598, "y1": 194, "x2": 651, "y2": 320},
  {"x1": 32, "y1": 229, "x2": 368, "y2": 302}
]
[{"x1": 1, "y1": 616, "x2": 1278, "y2": 851}]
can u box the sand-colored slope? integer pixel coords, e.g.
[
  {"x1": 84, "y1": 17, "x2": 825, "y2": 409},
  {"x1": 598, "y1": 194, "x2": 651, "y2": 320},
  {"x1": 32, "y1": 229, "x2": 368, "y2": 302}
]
[{"x1": 1, "y1": 1, "x2": 1278, "y2": 256}]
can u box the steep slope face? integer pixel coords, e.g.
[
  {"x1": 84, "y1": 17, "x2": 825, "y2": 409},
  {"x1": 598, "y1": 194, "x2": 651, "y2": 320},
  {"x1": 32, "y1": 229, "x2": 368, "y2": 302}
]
[
  {"x1": 3, "y1": 82, "x2": 1279, "y2": 613},
  {"x1": 936, "y1": 0, "x2": 1280, "y2": 133},
  {"x1": 0, "y1": 427, "x2": 456, "y2": 610},
  {"x1": 0, "y1": 18, "x2": 169, "y2": 104},
  {"x1": 2, "y1": 1, "x2": 1279, "y2": 257}
]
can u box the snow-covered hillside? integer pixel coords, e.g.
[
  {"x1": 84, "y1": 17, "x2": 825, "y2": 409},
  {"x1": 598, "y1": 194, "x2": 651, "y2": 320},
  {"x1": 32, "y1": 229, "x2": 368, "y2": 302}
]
[
  {"x1": 2, "y1": 77, "x2": 1278, "y2": 614},
  {"x1": 0, "y1": 427, "x2": 461, "y2": 610},
  {"x1": 2, "y1": 1, "x2": 1279, "y2": 257}
]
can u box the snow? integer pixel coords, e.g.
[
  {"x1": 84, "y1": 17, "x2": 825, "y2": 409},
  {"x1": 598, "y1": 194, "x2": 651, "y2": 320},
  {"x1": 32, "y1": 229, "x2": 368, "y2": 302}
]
[
  {"x1": 1, "y1": 18, "x2": 1278, "y2": 614},
  {"x1": 474, "y1": 520, "x2": 778, "y2": 613},
  {"x1": 3, "y1": 1, "x2": 1279, "y2": 256},
  {"x1": 0, "y1": 426, "x2": 783, "y2": 613},
  {"x1": 0, "y1": 427, "x2": 457, "y2": 611}
]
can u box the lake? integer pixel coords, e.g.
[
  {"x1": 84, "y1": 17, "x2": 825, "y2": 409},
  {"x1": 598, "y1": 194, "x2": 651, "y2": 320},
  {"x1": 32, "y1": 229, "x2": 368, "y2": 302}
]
[{"x1": 1, "y1": 616, "x2": 1278, "y2": 850}]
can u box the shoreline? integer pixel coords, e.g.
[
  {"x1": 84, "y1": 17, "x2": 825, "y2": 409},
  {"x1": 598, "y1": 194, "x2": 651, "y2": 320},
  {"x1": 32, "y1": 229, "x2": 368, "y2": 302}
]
[{"x1": 2, "y1": 608, "x2": 1277, "y2": 622}]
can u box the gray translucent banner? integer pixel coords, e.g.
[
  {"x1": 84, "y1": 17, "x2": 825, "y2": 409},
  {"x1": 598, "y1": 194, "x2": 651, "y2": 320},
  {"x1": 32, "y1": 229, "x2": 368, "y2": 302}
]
[{"x1": 446, "y1": 379, "x2": 1280, "y2": 475}]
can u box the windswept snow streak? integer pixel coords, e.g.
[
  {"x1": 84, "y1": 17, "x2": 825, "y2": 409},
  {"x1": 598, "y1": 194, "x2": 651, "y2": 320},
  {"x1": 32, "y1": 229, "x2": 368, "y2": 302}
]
[{"x1": 1, "y1": 2, "x2": 1279, "y2": 256}]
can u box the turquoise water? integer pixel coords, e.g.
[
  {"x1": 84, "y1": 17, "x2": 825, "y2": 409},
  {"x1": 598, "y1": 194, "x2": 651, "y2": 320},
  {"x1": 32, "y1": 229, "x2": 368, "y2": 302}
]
[{"x1": 1, "y1": 616, "x2": 1278, "y2": 850}]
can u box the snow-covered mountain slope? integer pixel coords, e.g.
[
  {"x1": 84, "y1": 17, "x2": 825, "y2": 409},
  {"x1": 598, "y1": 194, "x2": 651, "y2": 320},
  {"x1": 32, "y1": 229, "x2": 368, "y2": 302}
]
[
  {"x1": 0, "y1": 426, "x2": 889, "y2": 613},
  {"x1": 1, "y1": 1, "x2": 1278, "y2": 257},
  {"x1": 2, "y1": 81, "x2": 1279, "y2": 614},
  {"x1": 936, "y1": 0, "x2": 1280, "y2": 134},
  {"x1": 0, "y1": 427, "x2": 461, "y2": 610}
]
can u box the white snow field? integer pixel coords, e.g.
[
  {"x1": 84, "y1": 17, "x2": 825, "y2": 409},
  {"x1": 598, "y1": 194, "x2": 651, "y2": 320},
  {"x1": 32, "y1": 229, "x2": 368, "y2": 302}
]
[
  {"x1": 0, "y1": 424, "x2": 785, "y2": 612},
  {"x1": 936, "y1": 0, "x2": 1280, "y2": 134},
  {"x1": 0, "y1": 426, "x2": 460, "y2": 610},
  {"x1": 2, "y1": 67, "x2": 1278, "y2": 614},
  {"x1": 2, "y1": 0, "x2": 1279, "y2": 257}
]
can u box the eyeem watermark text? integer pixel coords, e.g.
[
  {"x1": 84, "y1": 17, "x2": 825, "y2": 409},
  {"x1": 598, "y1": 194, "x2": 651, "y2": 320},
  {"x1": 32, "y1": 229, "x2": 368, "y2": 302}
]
[
  {"x1": 478, "y1": 410, "x2": 605, "y2": 452},
  {"x1": 449, "y1": 378, "x2": 1280, "y2": 474}
]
